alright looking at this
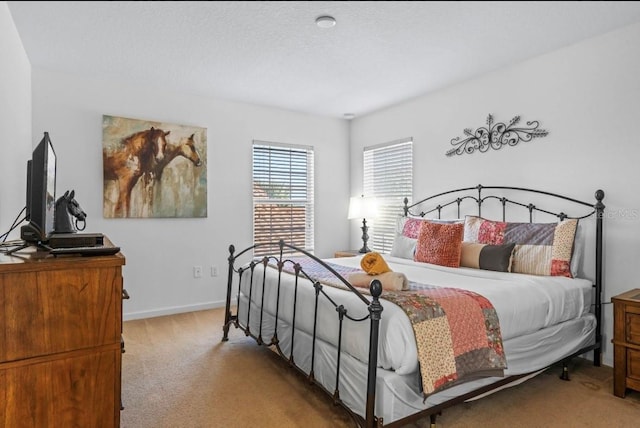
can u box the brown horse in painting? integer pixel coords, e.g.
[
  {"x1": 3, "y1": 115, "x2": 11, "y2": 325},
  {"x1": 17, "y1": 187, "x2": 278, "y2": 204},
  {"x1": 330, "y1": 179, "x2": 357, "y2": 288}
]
[{"x1": 103, "y1": 127, "x2": 170, "y2": 217}]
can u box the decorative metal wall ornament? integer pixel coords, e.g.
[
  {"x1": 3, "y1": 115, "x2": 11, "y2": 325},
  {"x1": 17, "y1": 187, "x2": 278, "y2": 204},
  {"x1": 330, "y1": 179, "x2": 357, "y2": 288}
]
[{"x1": 446, "y1": 114, "x2": 548, "y2": 157}]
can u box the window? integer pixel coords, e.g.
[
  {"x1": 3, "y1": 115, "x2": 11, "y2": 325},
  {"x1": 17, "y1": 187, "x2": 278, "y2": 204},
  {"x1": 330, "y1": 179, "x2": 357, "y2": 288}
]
[
  {"x1": 252, "y1": 141, "x2": 314, "y2": 257},
  {"x1": 363, "y1": 138, "x2": 413, "y2": 253}
]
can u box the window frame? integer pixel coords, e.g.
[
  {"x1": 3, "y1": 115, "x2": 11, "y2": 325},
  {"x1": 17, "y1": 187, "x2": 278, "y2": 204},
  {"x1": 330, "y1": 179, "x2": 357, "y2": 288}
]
[
  {"x1": 252, "y1": 140, "x2": 315, "y2": 257},
  {"x1": 363, "y1": 138, "x2": 413, "y2": 253}
]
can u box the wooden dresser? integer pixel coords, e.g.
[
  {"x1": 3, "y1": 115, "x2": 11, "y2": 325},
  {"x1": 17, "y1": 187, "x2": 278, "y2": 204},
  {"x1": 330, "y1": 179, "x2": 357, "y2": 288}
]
[
  {"x1": 612, "y1": 288, "x2": 640, "y2": 398},
  {"x1": 0, "y1": 240, "x2": 125, "y2": 427}
]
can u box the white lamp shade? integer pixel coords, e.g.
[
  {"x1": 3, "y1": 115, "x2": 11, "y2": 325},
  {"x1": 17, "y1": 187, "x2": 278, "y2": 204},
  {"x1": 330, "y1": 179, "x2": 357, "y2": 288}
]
[{"x1": 348, "y1": 196, "x2": 379, "y2": 220}]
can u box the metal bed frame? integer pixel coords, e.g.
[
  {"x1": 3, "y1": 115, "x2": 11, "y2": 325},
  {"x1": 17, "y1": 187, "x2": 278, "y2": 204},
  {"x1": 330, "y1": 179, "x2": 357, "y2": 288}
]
[{"x1": 222, "y1": 184, "x2": 605, "y2": 427}]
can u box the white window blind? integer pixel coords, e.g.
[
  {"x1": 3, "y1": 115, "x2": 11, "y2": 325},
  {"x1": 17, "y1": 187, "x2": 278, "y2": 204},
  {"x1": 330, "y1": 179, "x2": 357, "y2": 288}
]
[
  {"x1": 252, "y1": 141, "x2": 314, "y2": 257},
  {"x1": 363, "y1": 138, "x2": 413, "y2": 253}
]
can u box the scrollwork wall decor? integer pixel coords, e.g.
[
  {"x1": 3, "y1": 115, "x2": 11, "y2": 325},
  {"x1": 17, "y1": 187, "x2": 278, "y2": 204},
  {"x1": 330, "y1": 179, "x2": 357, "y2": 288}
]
[{"x1": 446, "y1": 114, "x2": 548, "y2": 157}]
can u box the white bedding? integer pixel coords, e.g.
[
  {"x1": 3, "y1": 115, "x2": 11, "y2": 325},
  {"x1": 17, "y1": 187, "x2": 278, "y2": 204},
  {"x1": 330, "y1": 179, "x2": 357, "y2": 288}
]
[{"x1": 237, "y1": 254, "x2": 593, "y2": 376}]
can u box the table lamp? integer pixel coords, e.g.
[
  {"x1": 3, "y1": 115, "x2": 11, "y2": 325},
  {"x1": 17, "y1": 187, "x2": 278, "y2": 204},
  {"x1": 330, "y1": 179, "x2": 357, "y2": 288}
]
[{"x1": 348, "y1": 195, "x2": 379, "y2": 253}]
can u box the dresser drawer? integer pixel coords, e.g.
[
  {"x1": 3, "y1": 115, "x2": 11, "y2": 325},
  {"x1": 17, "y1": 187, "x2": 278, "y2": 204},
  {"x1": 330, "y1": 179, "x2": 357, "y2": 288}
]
[
  {"x1": 0, "y1": 348, "x2": 119, "y2": 427},
  {"x1": 626, "y1": 309, "x2": 640, "y2": 345},
  {"x1": 0, "y1": 267, "x2": 121, "y2": 362},
  {"x1": 628, "y1": 349, "x2": 640, "y2": 380}
]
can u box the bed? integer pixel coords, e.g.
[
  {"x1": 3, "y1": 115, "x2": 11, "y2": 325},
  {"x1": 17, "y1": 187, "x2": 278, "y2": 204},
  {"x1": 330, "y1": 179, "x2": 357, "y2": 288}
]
[{"x1": 222, "y1": 185, "x2": 605, "y2": 427}]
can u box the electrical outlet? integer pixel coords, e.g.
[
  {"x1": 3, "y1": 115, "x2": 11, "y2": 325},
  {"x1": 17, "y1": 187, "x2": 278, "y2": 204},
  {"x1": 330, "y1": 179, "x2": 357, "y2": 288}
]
[
  {"x1": 211, "y1": 266, "x2": 219, "y2": 277},
  {"x1": 193, "y1": 266, "x2": 202, "y2": 278}
]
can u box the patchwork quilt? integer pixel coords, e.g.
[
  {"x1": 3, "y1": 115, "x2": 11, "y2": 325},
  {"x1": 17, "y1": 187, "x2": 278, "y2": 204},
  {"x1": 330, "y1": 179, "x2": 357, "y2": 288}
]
[{"x1": 272, "y1": 258, "x2": 507, "y2": 396}]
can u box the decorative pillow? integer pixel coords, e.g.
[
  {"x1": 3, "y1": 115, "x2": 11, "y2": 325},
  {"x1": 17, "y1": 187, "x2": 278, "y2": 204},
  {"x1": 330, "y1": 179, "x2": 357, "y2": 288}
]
[
  {"x1": 390, "y1": 216, "x2": 463, "y2": 259},
  {"x1": 401, "y1": 217, "x2": 425, "y2": 239},
  {"x1": 464, "y1": 215, "x2": 578, "y2": 278},
  {"x1": 460, "y1": 242, "x2": 516, "y2": 272},
  {"x1": 414, "y1": 221, "x2": 464, "y2": 268}
]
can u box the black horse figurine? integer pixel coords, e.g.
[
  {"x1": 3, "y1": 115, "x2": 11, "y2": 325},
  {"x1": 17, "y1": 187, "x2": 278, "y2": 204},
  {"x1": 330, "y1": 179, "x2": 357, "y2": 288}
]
[{"x1": 54, "y1": 190, "x2": 87, "y2": 233}]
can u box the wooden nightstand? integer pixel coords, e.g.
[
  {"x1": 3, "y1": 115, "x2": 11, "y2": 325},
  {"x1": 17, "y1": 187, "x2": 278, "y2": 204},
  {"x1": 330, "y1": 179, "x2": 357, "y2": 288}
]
[
  {"x1": 612, "y1": 288, "x2": 640, "y2": 398},
  {"x1": 334, "y1": 250, "x2": 362, "y2": 258}
]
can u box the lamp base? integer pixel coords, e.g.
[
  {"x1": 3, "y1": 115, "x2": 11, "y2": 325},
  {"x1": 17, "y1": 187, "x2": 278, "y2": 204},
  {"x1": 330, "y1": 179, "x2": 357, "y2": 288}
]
[{"x1": 359, "y1": 218, "x2": 371, "y2": 253}]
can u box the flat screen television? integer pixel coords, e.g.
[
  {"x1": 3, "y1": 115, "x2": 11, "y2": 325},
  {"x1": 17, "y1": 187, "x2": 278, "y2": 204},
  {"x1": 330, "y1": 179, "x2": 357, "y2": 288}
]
[{"x1": 21, "y1": 132, "x2": 57, "y2": 244}]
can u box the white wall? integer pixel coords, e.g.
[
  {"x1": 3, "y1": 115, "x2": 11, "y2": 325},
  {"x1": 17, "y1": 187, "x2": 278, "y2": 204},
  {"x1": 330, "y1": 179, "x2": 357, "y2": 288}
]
[
  {"x1": 349, "y1": 22, "x2": 640, "y2": 367},
  {"x1": 30, "y1": 69, "x2": 350, "y2": 320},
  {"x1": 0, "y1": 2, "x2": 31, "y2": 237}
]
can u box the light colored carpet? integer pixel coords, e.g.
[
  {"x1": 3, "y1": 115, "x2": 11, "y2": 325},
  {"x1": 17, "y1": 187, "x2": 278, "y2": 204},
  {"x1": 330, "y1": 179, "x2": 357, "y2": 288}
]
[{"x1": 121, "y1": 308, "x2": 640, "y2": 428}]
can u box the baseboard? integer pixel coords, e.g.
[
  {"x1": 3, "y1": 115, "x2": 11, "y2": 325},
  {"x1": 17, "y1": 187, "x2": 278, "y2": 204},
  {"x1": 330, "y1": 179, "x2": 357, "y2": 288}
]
[{"x1": 123, "y1": 300, "x2": 226, "y2": 321}]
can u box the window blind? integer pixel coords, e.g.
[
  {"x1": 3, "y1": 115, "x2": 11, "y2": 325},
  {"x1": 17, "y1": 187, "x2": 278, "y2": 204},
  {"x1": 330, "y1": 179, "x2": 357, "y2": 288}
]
[
  {"x1": 363, "y1": 138, "x2": 413, "y2": 253},
  {"x1": 252, "y1": 141, "x2": 314, "y2": 257}
]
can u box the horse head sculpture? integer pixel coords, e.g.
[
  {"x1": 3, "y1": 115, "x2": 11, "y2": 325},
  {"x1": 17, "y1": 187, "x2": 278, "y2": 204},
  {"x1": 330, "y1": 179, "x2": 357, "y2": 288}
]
[{"x1": 54, "y1": 190, "x2": 87, "y2": 233}]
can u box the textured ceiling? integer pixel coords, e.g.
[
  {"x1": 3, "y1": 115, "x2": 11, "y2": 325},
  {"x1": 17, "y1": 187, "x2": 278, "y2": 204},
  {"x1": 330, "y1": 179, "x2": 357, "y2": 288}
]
[{"x1": 8, "y1": 1, "x2": 640, "y2": 119}]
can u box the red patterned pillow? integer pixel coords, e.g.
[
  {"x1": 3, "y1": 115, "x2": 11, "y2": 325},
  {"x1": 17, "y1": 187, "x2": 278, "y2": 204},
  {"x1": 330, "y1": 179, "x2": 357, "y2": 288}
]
[
  {"x1": 391, "y1": 217, "x2": 464, "y2": 259},
  {"x1": 401, "y1": 217, "x2": 424, "y2": 238},
  {"x1": 414, "y1": 221, "x2": 464, "y2": 268}
]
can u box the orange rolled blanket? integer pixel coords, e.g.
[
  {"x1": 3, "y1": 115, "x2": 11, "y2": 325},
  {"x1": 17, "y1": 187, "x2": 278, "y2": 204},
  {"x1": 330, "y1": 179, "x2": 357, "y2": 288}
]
[
  {"x1": 347, "y1": 271, "x2": 409, "y2": 292},
  {"x1": 360, "y1": 252, "x2": 391, "y2": 275}
]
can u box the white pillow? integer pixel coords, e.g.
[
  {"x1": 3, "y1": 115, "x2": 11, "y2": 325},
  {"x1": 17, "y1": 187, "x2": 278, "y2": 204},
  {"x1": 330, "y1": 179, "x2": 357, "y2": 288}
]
[{"x1": 390, "y1": 233, "x2": 417, "y2": 259}]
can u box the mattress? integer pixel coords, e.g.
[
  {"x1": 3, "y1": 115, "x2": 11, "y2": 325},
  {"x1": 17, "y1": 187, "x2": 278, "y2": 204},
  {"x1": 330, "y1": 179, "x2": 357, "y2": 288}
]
[{"x1": 237, "y1": 254, "x2": 594, "y2": 376}]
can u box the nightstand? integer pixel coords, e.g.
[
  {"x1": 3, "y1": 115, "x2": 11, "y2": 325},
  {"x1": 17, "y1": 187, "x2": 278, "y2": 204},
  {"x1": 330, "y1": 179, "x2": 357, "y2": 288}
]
[
  {"x1": 334, "y1": 250, "x2": 362, "y2": 258},
  {"x1": 612, "y1": 288, "x2": 640, "y2": 398}
]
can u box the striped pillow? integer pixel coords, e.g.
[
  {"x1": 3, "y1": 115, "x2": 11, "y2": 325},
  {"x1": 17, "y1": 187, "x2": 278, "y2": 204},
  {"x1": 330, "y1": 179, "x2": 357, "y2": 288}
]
[{"x1": 463, "y1": 215, "x2": 578, "y2": 278}]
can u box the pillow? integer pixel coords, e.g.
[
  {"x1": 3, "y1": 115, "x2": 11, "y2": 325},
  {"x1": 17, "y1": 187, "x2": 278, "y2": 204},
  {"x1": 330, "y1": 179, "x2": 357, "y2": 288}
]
[
  {"x1": 570, "y1": 223, "x2": 584, "y2": 278},
  {"x1": 400, "y1": 217, "x2": 425, "y2": 239},
  {"x1": 460, "y1": 242, "x2": 516, "y2": 272},
  {"x1": 464, "y1": 215, "x2": 578, "y2": 278},
  {"x1": 390, "y1": 216, "x2": 464, "y2": 259},
  {"x1": 398, "y1": 216, "x2": 465, "y2": 238},
  {"x1": 389, "y1": 216, "x2": 419, "y2": 259},
  {"x1": 414, "y1": 221, "x2": 464, "y2": 268},
  {"x1": 390, "y1": 233, "x2": 417, "y2": 259}
]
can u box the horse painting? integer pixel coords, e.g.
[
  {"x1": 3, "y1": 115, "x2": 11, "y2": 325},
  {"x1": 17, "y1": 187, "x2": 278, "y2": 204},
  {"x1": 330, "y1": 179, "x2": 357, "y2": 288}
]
[
  {"x1": 102, "y1": 115, "x2": 207, "y2": 218},
  {"x1": 103, "y1": 127, "x2": 170, "y2": 217}
]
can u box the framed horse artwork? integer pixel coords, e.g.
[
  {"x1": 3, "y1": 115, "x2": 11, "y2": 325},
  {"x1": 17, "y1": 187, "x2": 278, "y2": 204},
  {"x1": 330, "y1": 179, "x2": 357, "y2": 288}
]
[{"x1": 102, "y1": 115, "x2": 207, "y2": 218}]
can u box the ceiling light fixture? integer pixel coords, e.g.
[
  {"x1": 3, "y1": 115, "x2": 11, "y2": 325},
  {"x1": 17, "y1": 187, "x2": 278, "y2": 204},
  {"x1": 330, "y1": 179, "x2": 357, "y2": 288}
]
[
  {"x1": 316, "y1": 15, "x2": 336, "y2": 28},
  {"x1": 344, "y1": 113, "x2": 355, "y2": 120}
]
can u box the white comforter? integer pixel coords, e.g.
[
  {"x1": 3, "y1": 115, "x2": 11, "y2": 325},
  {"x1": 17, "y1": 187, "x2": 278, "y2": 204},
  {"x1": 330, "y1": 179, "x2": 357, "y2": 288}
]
[{"x1": 237, "y1": 254, "x2": 593, "y2": 376}]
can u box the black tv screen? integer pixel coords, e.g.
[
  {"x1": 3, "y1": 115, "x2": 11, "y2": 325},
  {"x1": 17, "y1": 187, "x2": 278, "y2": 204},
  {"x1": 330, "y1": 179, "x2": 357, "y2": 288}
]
[{"x1": 21, "y1": 132, "x2": 57, "y2": 243}]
